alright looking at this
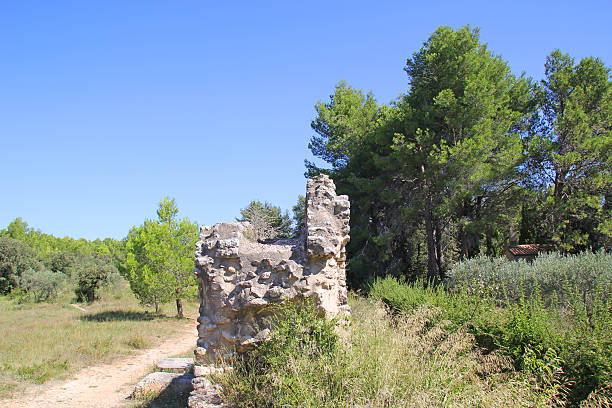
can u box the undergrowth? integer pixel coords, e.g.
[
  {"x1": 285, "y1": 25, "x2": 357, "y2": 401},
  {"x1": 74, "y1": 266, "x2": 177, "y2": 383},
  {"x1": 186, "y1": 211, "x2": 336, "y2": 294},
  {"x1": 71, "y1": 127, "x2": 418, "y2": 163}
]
[
  {"x1": 220, "y1": 251, "x2": 610, "y2": 407},
  {"x1": 219, "y1": 297, "x2": 559, "y2": 407},
  {"x1": 371, "y1": 250, "x2": 612, "y2": 406}
]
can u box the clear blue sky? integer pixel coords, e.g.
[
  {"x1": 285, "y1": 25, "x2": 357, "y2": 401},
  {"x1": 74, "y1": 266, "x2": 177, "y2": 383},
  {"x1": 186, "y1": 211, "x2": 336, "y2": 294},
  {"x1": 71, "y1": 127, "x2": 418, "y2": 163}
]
[{"x1": 1, "y1": 0, "x2": 610, "y2": 240}]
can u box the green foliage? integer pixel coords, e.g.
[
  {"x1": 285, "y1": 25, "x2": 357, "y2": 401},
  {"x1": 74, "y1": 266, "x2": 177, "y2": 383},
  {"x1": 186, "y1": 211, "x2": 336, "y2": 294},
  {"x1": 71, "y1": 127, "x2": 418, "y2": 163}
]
[
  {"x1": 0, "y1": 236, "x2": 44, "y2": 294},
  {"x1": 125, "y1": 197, "x2": 198, "y2": 316},
  {"x1": 371, "y1": 253, "x2": 612, "y2": 406},
  {"x1": 307, "y1": 26, "x2": 610, "y2": 289},
  {"x1": 220, "y1": 296, "x2": 559, "y2": 407},
  {"x1": 48, "y1": 251, "x2": 76, "y2": 275},
  {"x1": 19, "y1": 269, "x2": 67, "y2": 302},
  {"x1": 237, "y1": 200, "x2": 293, "y2": 240},
  {"x1": 73, "y1": 261, "x2": 119, "y2": 302},
  {"x1": 395, "y1": 25, "x2": 533, "y2": 280},
  {"x1": 524, "y1": 50, "x2": 612, "y2": 251},
  {"x1": 309, "y1": 26, "x2": 536, "y2": 285},
  {"x1": 0, "y1": 218, "x2": 127, "y2": 306},
  {"x1": 221, "y1": 299, "x2": 342, "y2": 408},
  {"x1": 0, "y1": 217, "x2": 126, "y2": 276},
  {"x1": 257, "y1": 299, "x2": 339, "y2": 363},
  {"x1": 521, "y1": 345, "x2": 570, "y2": 405},
  {"x1": 368, "y1": 276, "x2": 498, "y2": 331},
  {"x1": 446, "y1": 251, "x2": 611, "y2": 309},
  {"x1": 2, "y1": 217, "x2": 30, "y2": 241}
]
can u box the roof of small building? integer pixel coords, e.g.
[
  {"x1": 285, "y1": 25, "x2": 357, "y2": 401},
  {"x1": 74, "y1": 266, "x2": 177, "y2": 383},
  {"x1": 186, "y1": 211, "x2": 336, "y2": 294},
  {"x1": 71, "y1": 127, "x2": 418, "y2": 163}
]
[{"x1": 507, "y1": 244, "x2": 541, "y2": 256}]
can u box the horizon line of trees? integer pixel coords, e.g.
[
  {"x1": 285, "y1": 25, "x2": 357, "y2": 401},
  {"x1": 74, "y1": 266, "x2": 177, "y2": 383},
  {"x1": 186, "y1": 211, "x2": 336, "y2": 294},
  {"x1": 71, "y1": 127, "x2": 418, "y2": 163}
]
[{"x1": 0, "y1": 217, "x2": 125, "y2": 301}]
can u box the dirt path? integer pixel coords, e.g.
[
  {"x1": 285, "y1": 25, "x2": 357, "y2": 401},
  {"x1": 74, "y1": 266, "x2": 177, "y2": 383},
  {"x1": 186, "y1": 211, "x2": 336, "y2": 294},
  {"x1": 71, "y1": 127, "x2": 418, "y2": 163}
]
[{"x1": 5, "y1": 319, "x2": 197, "y2": 408}]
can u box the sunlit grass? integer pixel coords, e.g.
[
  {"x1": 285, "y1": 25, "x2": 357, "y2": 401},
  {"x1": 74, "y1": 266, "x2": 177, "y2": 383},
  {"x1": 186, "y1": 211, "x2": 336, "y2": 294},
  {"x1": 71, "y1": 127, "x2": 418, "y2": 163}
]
[
  {"x1": 219, "y1": 296, "x2": 554, "y2": 408},
  {"x1": 0, "y1": 282, "x2": 198, "y2": 399}
]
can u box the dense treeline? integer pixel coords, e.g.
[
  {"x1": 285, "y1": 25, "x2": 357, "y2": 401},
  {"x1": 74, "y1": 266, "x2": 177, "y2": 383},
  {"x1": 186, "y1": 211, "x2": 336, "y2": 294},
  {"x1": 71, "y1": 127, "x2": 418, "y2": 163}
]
[
  {"x1": 308, "y1": 26, "x2": 611, "y2": 287},
  {"x1": 0, "y1": 217, "x2": 125, "y2": 301}
]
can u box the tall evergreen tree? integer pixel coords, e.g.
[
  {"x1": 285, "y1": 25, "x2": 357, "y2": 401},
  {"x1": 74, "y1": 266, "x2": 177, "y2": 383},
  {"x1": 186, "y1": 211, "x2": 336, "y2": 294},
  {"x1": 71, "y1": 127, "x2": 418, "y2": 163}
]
[
  {"x1": 524, "y1": 50, "x2": 612, "y2": 251},
  {"x1": 395, "y1": 25, "x2": 533, "y2": 280},
  {"x1": 309, "y1": 26, "x2": 534, "y2": 285}
]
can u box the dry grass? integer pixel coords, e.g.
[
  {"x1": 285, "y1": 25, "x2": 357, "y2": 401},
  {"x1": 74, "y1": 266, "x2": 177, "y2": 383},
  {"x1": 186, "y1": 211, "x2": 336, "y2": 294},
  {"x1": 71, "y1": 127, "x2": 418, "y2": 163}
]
[
  {"x1": 342, "y1": 297, "x2": 552, "y2": 408},
  {"x1": 0, "y1": 285, "x2": 198, "y2": 400},
  {"x1": 220, "y1": 295, "x2": 559, "y2": 407}
]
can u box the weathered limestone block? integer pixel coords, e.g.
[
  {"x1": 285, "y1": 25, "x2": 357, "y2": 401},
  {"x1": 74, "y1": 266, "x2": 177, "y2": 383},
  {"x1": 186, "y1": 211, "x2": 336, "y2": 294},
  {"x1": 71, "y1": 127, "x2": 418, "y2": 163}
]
[
  {"x1": 157, "y1": 357, "x2": 194, "y2": 373},
  {"x1": 192, "y1": 174, "x2": 350, "y2": 364},
  {"x1": 131, "y1": 372, "x2": 194, "y2": 398}
]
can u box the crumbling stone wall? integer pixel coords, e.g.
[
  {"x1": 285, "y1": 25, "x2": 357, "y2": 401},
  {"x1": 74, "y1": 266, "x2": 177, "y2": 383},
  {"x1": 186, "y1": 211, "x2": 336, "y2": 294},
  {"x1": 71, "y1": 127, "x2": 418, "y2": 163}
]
[{"x1": 192, "y1": 175, "x2": 350, "y2": 364}]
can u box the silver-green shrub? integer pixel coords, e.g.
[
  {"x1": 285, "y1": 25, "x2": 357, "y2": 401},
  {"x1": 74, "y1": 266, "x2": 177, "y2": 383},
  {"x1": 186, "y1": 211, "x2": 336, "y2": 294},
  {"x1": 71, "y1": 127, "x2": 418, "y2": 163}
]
[
  {"x1": 19, "y1": 268, "x2": 67, "y2": 302},
  {"x1": 446, "y1": 251, "x2": 611, "y2": 310}
]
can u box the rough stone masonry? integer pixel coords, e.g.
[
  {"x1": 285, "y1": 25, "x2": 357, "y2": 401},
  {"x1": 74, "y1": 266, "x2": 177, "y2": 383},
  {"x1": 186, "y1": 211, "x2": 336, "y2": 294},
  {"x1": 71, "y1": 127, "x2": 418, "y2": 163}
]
[{"x1": 192, "y1": 174, "x2": 351, "y2": 364}]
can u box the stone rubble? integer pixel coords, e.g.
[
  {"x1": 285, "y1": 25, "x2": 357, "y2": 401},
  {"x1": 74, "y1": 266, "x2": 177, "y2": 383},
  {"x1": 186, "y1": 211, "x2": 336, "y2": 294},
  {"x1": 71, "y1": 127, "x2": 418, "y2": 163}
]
[{"x1": 187, "y1": 377, "x2": 235, "y2": 408}]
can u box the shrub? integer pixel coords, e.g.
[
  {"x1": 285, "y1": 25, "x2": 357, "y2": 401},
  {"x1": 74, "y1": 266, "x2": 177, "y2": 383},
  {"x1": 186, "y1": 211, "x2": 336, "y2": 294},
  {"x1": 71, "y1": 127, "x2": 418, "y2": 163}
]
[
  {"x1": 19, "y1": 269, "x2": 67, "y2": 302},
  {"x1": 368, "y1": 276, "x2": 499, "y2": 332},
  {"x1": 220, "y1": 298, "x2": 344, "y2": 408},
  {"x1": 73, "y1": 262, "x2": 119, "y2": 302},
  {"x1": 446, "y1": 250, "x2": 612, "y2": 311},
  {"x1": 219, "y1": 296, "x2": 558, "y2": 408},
  {"x1": 47, "y1": 251, "x2": 75, "y2": 275},
  {"x1": 371, "y1": 254, "x2": 612, "y2": 407},
  {"x1": 0, "y1": 237, "x2": 44, "y2": 294}
]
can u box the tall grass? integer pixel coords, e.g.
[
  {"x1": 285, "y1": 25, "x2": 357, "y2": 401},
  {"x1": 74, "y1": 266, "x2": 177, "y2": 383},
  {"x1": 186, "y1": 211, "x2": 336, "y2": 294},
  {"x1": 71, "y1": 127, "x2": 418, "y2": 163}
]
[
  {"x1": 219, "y1": 296, "x2": 557, "y2": 407},
  {"x1": 370, "y1": 251, "x2": 612, "y2": 406}
]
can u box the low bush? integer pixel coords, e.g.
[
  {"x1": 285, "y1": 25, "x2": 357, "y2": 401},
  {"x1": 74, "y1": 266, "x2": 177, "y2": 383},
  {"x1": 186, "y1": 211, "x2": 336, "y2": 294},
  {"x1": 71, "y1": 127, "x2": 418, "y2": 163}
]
[
  {"x1": 72, "y1": 261, "x2": 120, "y2": 302},
  {"x1": 19, "y1": 268, "x2": 67, "y2": 302},
  {"x1": 219, "y1": 299, "x2": 343, "y2": 407},
  {"x1": 370, "y1": 253, "x2": 612, "y2": 407},
  {"x1": 219, "y1": 296, "x2": 557, "y2": 408},
  {"x1": 0, "y1": 237, "x2": 44, "y2": 294},
  {"x1": 446, "y1": 250, "x2": 611, "y2": 311}
]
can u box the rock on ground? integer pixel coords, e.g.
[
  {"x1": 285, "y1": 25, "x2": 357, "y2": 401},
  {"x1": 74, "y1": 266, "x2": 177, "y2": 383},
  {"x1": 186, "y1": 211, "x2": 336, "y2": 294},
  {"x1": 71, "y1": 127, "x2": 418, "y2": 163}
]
[
  {"x1": 131, "y1": 372, "x2": 194, "y2": 398},
  {"x1": 156, "y1": 357, "x2": 194, "y2": 373},
  {"x1": 188, "y1": 377, "x2": 235, "y2": 408}
]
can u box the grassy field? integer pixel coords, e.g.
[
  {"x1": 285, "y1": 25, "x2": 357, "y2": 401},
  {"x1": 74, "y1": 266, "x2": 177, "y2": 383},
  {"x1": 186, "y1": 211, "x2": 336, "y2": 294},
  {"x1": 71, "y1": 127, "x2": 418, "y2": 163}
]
[{"x1": 0, "y1": 282, "x2": 198, "y2": 400}]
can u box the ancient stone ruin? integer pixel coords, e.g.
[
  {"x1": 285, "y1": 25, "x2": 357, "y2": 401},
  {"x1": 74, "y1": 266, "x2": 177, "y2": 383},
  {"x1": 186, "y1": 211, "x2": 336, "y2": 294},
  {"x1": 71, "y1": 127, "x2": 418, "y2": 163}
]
[{"x1": 192, "y1": 174, "x2": 350, "y2": 364}]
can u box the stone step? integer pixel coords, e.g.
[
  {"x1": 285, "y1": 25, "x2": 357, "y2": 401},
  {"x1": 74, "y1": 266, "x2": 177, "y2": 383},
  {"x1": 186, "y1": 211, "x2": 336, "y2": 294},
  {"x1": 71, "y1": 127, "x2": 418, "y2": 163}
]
[
  {"x1": 157, "y1": 357, "x2": 195, "y2": 373},
  {"x1": 131, "y1": 372, "x2": 194, "y2": 398}
]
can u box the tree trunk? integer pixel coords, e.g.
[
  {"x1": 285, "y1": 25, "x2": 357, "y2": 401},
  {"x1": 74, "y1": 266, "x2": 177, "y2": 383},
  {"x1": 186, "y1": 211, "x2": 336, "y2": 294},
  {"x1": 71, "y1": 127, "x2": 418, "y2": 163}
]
[
  {"x1": 424, "y1": 206, "x2": 438, "y2": 282},
  {"x1": 459, "y1": 226, "x2": 468, "y2": 261},
  {"x1": 434, "y1": 219, "x2": 444, "y2": 280},
  {"x1": 176, "y1": 298, "x2": 184, "y2": 319},
  {"x1": 154, "y1": 300, "x2": 159, "y2": 314},
  {"x1": 422, "y1": 158, "x2": 439, "y2": 283}
]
